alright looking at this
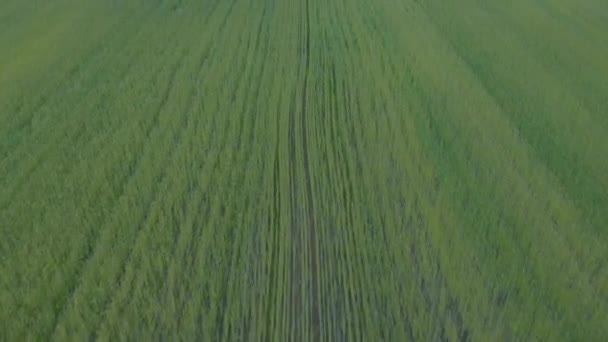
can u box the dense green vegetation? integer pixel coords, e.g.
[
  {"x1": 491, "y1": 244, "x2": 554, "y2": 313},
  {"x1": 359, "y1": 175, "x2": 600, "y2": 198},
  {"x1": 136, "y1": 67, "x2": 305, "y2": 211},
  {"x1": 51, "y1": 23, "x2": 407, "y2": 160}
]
[{"x1": 1, "y1": 0, "x2": 607, "y2": 340}]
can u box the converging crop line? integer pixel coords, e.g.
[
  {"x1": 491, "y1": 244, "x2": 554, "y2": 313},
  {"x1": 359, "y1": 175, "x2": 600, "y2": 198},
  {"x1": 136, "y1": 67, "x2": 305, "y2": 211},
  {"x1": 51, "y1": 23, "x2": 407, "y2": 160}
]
[
  {"x1": 300, "y1": 0, "x2": 320, "y2": 339},
  {"x1": 48, "y1": 41, "x2": 190, "y2": 339}
]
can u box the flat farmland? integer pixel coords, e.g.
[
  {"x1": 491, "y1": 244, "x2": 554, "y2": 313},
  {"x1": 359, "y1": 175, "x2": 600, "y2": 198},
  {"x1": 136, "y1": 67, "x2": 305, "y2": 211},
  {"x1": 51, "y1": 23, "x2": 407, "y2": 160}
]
[{"x1": 1, "y1": 0, "x2": 607, "y2": 340}]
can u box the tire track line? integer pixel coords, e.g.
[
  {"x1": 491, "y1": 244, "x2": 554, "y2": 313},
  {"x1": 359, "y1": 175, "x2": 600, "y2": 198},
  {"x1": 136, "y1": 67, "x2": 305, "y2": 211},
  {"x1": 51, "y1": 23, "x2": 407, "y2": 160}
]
[
  {"x1": 91, "y1": 48, "x2": 193, "y2": 336},
  {"x1": 299, "y1": 0, "x2": 320, "y2": 338},
  {"x1": 94, "y1": 0, "x2": 243, "y2": 336},
  {"x1": 216, "y1": 2, "x2": 273, "y2": 337},
  {"x1": 50, "y1": 43, "x2": 190, "y2": 338},
  {"x1": 287, "y1": 1, "x2": 303, "y2": 331},
  {"x1": 46, "y1": 18, "x2": 192, "y2": 337}
]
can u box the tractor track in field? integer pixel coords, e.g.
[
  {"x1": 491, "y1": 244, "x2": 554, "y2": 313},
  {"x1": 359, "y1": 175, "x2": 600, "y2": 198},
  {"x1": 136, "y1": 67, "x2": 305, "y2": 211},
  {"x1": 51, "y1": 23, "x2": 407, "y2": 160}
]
[
  {"x1": 119, "y1": 0, "x2": 243, "y2": 336},
  {"x1": 287, "y1": 87, "x2": 301, "y2": 340},
  {"x1": 288, "y1": 0, "x2": 319, "y2": 337},
  {"x1": 53, "y1": 0, "x2": 238, "y2": 331},
  {"x1": 48, "y1": 37, "x2": 189, "y2": 339},
  {"x1": 301, "y1": 0, "x2": 320, "y2": 339}
]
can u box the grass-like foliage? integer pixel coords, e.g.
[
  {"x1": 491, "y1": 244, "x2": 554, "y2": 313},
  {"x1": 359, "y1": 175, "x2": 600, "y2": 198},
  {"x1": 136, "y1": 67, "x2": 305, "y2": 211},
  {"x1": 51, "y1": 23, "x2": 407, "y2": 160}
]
[{"x1": 1, "y1": 0, "x2": 606, "y2": 340}]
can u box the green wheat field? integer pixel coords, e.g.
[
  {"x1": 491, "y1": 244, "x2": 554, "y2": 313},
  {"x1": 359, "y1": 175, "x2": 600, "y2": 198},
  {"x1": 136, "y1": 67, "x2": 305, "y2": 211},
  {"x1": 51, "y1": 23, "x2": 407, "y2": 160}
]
[{"x1": 1, "y1": 0, "x2": 607, "y2": 340}]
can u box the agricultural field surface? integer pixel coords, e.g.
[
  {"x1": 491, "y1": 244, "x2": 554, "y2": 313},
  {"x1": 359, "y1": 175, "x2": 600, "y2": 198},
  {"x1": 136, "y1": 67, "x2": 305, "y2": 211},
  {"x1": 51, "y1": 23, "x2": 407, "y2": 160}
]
[{"x1": 1, "y1": 0, "x2": 607, "y2": 340}]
